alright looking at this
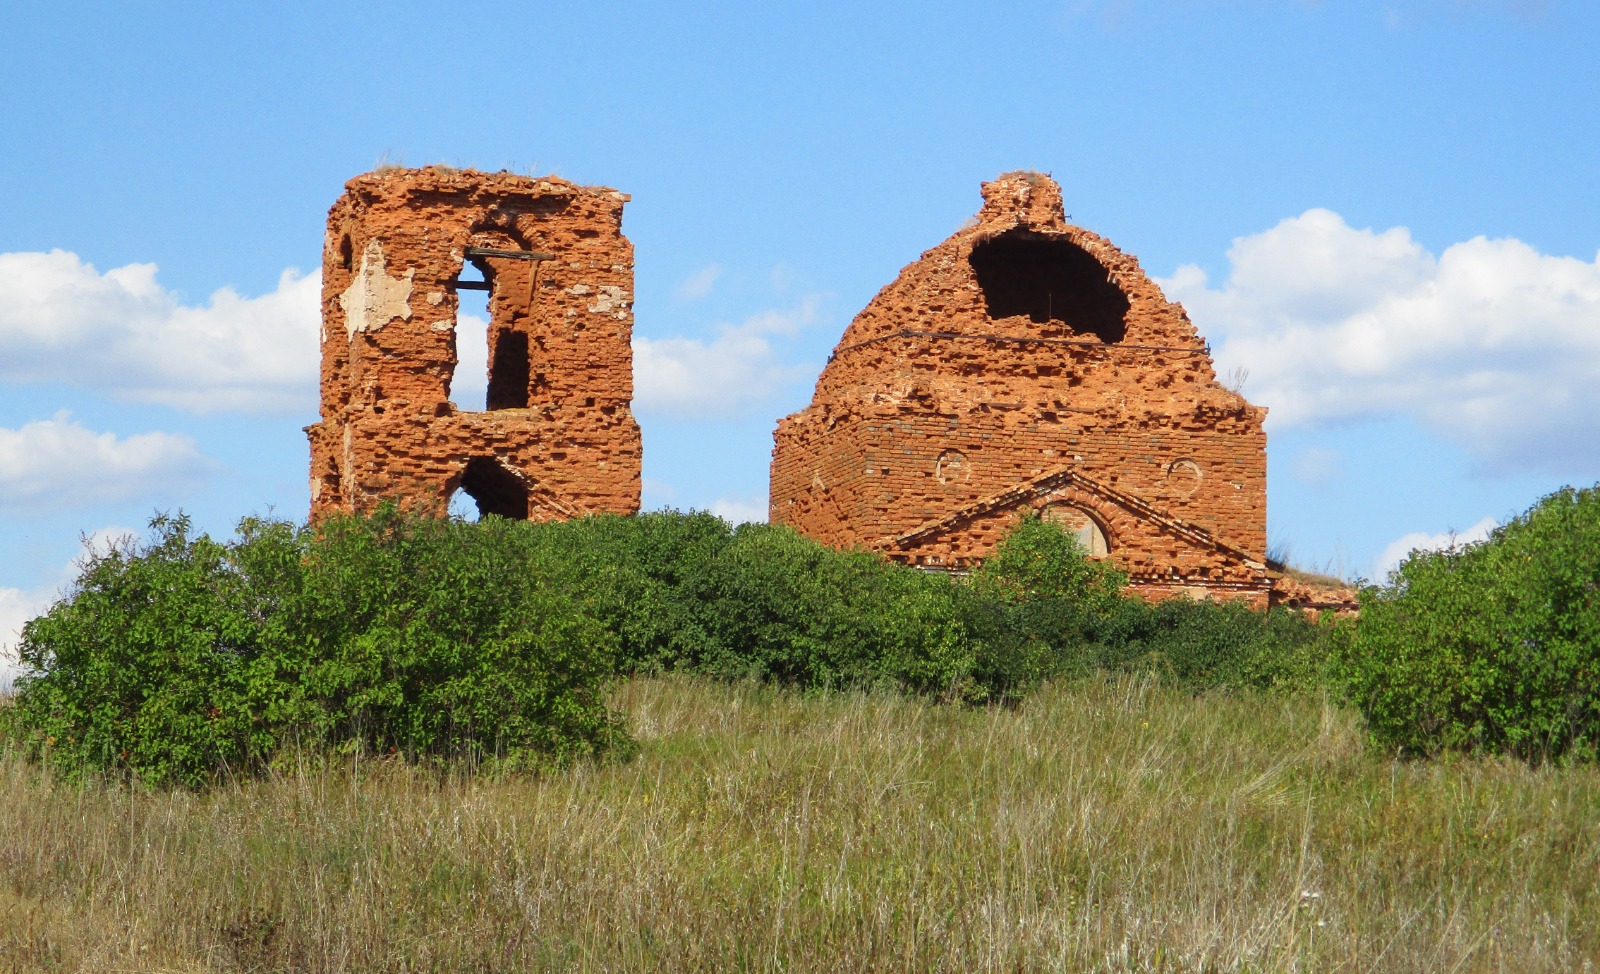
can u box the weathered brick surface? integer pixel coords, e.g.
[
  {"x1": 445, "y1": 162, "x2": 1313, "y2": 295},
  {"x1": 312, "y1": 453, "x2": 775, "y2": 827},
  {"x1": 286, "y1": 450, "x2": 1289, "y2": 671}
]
[
  {"x1": 307, "y1": 167, "x2": 641, "y2": 520},
  {"x1": 771, "y1": 172, "x2": 1273, "y2": 605}
]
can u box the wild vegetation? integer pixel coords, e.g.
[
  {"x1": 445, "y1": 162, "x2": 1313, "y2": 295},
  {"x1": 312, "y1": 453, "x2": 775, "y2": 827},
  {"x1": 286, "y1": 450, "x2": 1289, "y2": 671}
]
[
  {"x1": 2, "y1": 485, "x2": 1597, "y2": 969},
  {"x1": 3, "y1": 676, "x2": 1597, "y2": 972},
  {"x1": 1343, "y1": 483, "x2": 1600, "y2": 761},
  {"x1": 2, "y1": 508, "x2": 1339, "y2": 786}
]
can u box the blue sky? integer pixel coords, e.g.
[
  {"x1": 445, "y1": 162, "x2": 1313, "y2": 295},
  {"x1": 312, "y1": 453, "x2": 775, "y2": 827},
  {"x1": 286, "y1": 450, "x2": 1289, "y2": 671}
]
[{"x1": 3, "y1": 0, "x2": 1598, "y2": 671}]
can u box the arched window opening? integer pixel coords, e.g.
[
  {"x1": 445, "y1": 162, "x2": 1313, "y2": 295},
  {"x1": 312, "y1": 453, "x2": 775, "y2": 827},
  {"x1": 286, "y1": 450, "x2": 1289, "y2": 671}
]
[
  {"x1": 969, "y1": 229, "x2": 1129, "y2": 343},
  {"x1": 449, "y1": 457, "x2": 530, "y2": 521},
  {"x1": 1041, "y1": 504, "x2": 1111, "y2": 557},
  {"x1": 451, "y1": 231, "x2": 548, "y2": 412}
]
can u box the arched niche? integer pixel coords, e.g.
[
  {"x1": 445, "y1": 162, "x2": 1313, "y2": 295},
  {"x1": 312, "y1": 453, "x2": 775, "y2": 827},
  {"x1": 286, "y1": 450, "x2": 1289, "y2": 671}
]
[
  {"x1": 1040, "y1": 503, "x2": 1111, "y2": 557},
  {"x1": 448, "y1": 457, "x2": 531, "y2": 520},
  {"x1": 935, "y1": 448, "x2": 969, "y2": 484}
]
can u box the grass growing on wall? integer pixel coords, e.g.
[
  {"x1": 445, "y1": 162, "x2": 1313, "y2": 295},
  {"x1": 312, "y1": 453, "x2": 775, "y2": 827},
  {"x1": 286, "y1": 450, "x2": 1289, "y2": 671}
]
[{"x1": 3, "y1": 675, "x2": 1596, "y2": 972}]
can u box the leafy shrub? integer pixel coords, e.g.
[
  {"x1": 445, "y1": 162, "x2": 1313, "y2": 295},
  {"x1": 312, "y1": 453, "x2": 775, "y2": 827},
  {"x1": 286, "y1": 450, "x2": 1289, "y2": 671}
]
[
  {"x1": 1082, "y1": 596, "x2": 1335, "y2": 692},
  {"x1": 687, "y1": 524, "x2": 991, "y2": 698},
  {"x1": 970, "y1": 514, "x2": 1127, "y2": 638},
  {"x1": 6, "y1": 504, "x2": 1350, "y2": 787},
  {"x1": 5, "y1": 511, "x2": 626, "y2": 787},
  {"x1": 281, "y1": 509, "x2": 625, "y2": 769},
  {"x1": 969, "y1": 513, "x2": 1333, "y2": 692},
  {"x1": 1341, "y1": 485, "x2": 1600, "y2": 760},
  {"x1": 515, "y1": 509, "x2": 735, "y2": 673},
  {"x1": 504, "y1": 514, "x2": 1041, "y2": 701}
]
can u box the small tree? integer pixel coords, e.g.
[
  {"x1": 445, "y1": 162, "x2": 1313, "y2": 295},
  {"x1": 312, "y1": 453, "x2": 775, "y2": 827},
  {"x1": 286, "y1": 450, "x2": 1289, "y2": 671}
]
[
  {"x1": 1342, "y1": 485, "x2": 1600, "y2": 760},
  {"x1": 971, "y1": 513, "x2": 1127, "y2": 631}
]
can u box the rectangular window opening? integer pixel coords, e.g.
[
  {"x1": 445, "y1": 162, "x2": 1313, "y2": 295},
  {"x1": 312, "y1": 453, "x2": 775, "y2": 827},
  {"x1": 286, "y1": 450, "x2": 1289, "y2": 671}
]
[
  {"x1": 451, "y1": 278, "x2": 491, "y2": 411},
  {"x1": 488, "y1": 330, "x2": 531, "y2": 409}
]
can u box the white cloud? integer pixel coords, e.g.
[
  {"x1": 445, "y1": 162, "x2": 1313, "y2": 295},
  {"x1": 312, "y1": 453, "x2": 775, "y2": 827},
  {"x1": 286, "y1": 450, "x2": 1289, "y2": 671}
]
[
  {"x1": 675, "y1": 264, "x2": 723, "y2": 301},
  {"x1": 0, "y1": 586, "x2": 49, "y2": 690},
  {"x1": 633, "y1": 297, "x2": 822, "y2": 419},
  {"x1": 0, "y1": 249, "x2": 320, "y2": 413},
  {"x1": 711, "y1": 497, "x2": 769, "y2": 525},
  {"x1": 1161, "y1": 210, "x2": 1600, "y2": 474},
  {"x1": 0, "y1": 413, "x2": 209, "y2": 510},
  {"x1": 1373, "y1": 515, "x2": 1498, "y2": 580}
]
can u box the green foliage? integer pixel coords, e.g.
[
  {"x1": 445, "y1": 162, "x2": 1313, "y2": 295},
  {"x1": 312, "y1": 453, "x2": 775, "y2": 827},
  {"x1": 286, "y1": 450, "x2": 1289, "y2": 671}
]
[
  {"x1": 971, "y1": 513, "x2": 1127, "y2": 643},
  {"x1": 521, "y1": 515, "x2": 1006, "y2": 701},
  {"x1": 1081, "y1": 596, "x2": 1337, "y2": 692},
  {"x1": 1341, "y1": 485, "x2": 1600, "y2": 760},
  {"x1": 6, "y1": 510, "x2": 625, "y2": 787},
  {"x1": 5, "y1": 505, "x2": 1350, "y2": 786},
  {"x1": 971, "y1": 513, "x2": 1333, "y2": 692},
  {"x1": 511, "y1": 509, "x2": 735, "y2": 674},
  {"x1": 688, "y1": 524, "x2": 989, "y2": 698}
]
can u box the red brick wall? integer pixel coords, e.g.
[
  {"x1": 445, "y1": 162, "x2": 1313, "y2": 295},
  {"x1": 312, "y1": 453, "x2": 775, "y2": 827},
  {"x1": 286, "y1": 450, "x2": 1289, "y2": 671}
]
[
  {"x1": 307, "y1": 167, "x2": 640, "y2": 520},
  {"x1": 771, "y1": 172, "x2": 1269, "y2": 603}
]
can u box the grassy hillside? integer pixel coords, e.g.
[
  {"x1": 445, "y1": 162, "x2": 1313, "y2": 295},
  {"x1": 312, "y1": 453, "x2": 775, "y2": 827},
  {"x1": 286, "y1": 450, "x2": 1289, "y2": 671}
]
[{"x1": 4, "y1": 675, "x2": 1596, "y2": 972}]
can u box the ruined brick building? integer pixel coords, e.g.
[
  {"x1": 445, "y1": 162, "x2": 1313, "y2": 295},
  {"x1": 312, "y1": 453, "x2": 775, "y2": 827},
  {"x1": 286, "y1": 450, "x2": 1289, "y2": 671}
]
[
  {"x1": 307, "y1": 167, "x2": 641, "y2": 520},
  {"x1": 771, "y1": 171, "x2": 1275, "y2": 605}
]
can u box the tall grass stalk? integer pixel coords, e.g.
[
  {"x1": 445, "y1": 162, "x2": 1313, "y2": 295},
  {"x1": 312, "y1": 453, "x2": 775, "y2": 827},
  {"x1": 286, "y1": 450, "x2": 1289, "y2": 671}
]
[{"x1": 3, "y1": 676, "x2": 1597, "y2": 972}]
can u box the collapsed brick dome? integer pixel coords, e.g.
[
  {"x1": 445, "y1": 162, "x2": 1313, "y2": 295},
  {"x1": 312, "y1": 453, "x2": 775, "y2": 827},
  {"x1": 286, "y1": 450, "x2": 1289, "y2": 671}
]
[{"x1": 770, "y1": 171, "x2": 1273, "y2": 605}]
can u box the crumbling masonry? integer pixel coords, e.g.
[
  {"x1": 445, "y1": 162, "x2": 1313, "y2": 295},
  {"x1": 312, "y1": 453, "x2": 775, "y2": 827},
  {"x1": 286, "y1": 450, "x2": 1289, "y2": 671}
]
[
  {"x1": 770, "y1": 172, "x2": 1274, "y2": 605},
  {"x1": 307, "y1": 167, "x2": 641, "y2": 520}
]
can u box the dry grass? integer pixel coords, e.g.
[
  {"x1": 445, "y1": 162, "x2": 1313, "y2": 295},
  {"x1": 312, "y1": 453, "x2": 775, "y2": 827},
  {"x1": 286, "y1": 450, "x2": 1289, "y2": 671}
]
[{"x1": 2, "y1": 675, "x2": 1597, "y2": 972}]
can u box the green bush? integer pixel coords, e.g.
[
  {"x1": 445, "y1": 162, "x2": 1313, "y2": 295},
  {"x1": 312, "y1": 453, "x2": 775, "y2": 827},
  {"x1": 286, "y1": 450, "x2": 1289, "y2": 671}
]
[
  {"x1": 1082, "y1": 596, "x2": 1335, "y2": 692},
  {"x1": 5, "y1": 511, "x2": 626, "y2": 787},
  {"x1": 970, "y1": 513, "x2": 1332, "y2": 692},
  {"x1": 5, "y1": 504, "x2": 1351, "y2": 787},
  {"x1": 515, "y1": 515, "x2": 1032, "y2": 701},
  {"x1": 1341, "y1": 485, "x2": 1600, "y2": 760},
  {"x1": 688, "y1": 524, "x2": 991, "y2": 698},
  {"x1": 515, "y1": 509, "x2": 735, "y2": 674},
  {"x1": 970, "y1": 514, "x2": 1126, "y2": 640}
]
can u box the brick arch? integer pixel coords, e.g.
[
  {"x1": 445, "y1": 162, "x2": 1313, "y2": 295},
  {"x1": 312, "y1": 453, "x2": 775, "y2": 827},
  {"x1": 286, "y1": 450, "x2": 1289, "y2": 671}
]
[
  {"x1": 447, "y1": 456, "x2": 531, "y2": 520},
  {"x1": 1035, "y1": 500, "x2": 1111, "y2": 557}
]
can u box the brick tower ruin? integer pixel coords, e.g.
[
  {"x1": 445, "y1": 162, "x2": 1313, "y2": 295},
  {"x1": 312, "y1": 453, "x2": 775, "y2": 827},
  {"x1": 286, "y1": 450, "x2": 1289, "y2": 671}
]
[
  {"x1": 770, "y1": 171, "x2": 1272, "y2": 605},
  {"x1": 307, "y1": 167, "x2": 641, "y2": 521}
]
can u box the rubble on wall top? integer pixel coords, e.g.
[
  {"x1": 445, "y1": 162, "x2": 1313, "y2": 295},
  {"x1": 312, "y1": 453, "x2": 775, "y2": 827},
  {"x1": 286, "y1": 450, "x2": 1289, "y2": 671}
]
[
  {"x1": 343, "y1": 166, "x2": 630, "y2": 204},
  {"x1": 979, "y1": 170, "x2": 1067, "y2": 231}
]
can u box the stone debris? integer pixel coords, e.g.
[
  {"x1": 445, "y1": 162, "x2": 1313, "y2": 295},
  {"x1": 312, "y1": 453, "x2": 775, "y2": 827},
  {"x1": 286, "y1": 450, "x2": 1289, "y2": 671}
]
[
  {"x1": 770, "y1": 171, "x2": 1278, "y2": 606},
  {"x1": 306, "y1": 167, "x2": 641, "y2": 521}
]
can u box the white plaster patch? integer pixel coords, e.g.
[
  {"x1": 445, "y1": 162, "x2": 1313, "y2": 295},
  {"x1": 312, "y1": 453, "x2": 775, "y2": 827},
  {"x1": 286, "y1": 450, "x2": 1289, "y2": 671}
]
[
  {"x1": 565, "y1": 284, "x2": 592, "y2": 296},
  {"x1": 589, "y1": 285, "x2": 630, "y2": 315},
  {"x1": 338, "y1": 240, "x2": 414, "y2": 340},
  {"x1": 427, "y1": 291, "x2": 445, "y2": 306}
]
